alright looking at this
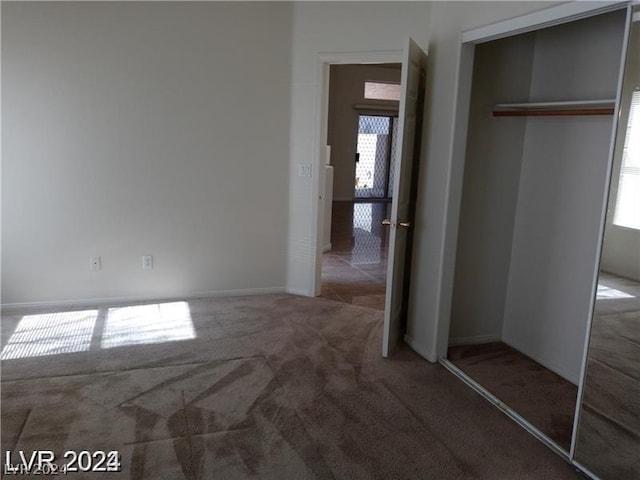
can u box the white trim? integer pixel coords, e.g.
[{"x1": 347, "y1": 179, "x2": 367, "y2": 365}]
[
  {"x1": 0, "y1": 287, "x2": 288, "y2": 313},
  {"x1": 310, "y1": 59, "x2": 326, "y2": 298},
  {"x1": 448, "y1": 334, "x2": 501, "y2": 347},
  {"x1": 285, "y1": 287, "x2": 310, "y2": 297},
  {"x1": 322, "y1": 243, "x2": 332, "y2": 253},
  {"x1": 434, "y1": 41, "x2": 476, "y2": 360},
  {"x1": 310, "y1": 50, "x2": 403, "y2": 299},
  {"x1": 404, "y1": 333, "x2": 438, "y2": 362},
  {"x1": 501, "y1": 337, "x2": 578, "y2": 385},
  {"x1": 462, "y1": 1, "x2": 628, "y2": 44}
]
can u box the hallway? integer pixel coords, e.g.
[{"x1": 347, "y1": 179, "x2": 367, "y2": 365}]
[{"x1": 320, "y1": 201, "x2": 390, "y2": 311}]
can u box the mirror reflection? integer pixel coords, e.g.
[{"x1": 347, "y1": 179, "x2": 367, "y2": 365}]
[{"x1": 575, "y1": 9, "x2": 640, "y2": 478}]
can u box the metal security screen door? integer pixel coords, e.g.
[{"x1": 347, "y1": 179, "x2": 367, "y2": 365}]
[{"x1": 355, "y1": 115, "x2": 398, "y2": 199}]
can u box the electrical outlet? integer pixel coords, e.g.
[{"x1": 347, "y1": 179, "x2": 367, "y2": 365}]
[
  {"x1": 142, "y1": 255, "x2": 153, "y2": 270},
  {"x1": 90, "y1": 256, "x2": 101, "y2": 271}
]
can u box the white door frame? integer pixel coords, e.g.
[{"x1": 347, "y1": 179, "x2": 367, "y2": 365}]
[{"x1": 310, "y1": 51, "x2": 402, "y2": 297}]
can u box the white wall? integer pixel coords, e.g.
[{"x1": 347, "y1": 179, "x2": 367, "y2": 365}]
[
  {"x1": 327, "y1": 64, "x2": 401, "y2": 202},
  {"x1": 7, "y1": 1, "x2": 617, "y2": 376},
  {"x1": 502, "y1": 10, "x2": 627, "y2": 383},
  {"x1": 286, "y1": 1, "x2": 431, "y2": 296},
  {"x1": 449, "y1": 34, "x2": 535, "y2": 344},
  {"x1": 2, "y1": 2, "x2": 292, "y2": 305},
  {"x1": 404, "y1": 1, "x2": 561, "y2": 361}
]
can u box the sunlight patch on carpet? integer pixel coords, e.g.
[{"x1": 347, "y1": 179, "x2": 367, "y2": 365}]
[
  {"x1": 1, "y1": 310, "x2": 98, "y2": 360},
  {"x1": 596, "y1": 284, "x2": 635, "y2": 300},
  {"x1": 101, "y1": 302, "x2": 195, "y2": 348}
]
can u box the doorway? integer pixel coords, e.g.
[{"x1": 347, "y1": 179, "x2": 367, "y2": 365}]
[
  {"x1": 313, "y1": 41, "x2": 427, "y2": 357},
  {"x1": 320, "y1": 64, "x2": 401, "y2": 311}
]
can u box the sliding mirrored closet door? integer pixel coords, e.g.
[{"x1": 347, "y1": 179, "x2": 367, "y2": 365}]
[
  {"x1": 574, "y1": 5, "x2": 640, "y2": 478},
  {"x1": 445, "y1": 6, "x2": 629, "y2": 454}
]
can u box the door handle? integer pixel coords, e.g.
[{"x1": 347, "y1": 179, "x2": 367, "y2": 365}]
[{"x1": 383, "y1": 219, "x2": 410, "y2": 227}]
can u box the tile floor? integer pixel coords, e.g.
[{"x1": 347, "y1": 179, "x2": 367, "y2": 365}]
[{"x1": 320, "y1": 201, "x2": 390, "y2": 311}]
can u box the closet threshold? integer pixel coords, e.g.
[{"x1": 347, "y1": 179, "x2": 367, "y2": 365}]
[{"x1": 493, "y1": 99, "x2": 615, "y2": 117}]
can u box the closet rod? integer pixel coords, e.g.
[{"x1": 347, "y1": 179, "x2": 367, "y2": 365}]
[{"x1": 493, "y1": 108, "x2": 614, "y2": 117}]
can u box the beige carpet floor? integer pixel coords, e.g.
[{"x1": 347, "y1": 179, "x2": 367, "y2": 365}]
[
  {"x1": 1, "y1": 294, "x2": 581, "y2": 479},
  {"x1": 573, "y1": 273, "x2": 640, "y2": 479}
]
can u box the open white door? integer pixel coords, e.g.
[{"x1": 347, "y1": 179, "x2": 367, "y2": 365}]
[{"x1": 382, "y1": 38, "x2": 428, "y2": 357}]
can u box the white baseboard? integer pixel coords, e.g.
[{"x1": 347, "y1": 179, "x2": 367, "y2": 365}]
[
  {"x1": 404, "y1": 334, "x2": 438, "y2": 363},
  {"x1": 448, "y1": 334, "x2": 501, "y2": 347},
  {"x1": 1, "y1": 287, "x2": 288, "y2": 313},
  {"x1": 447, "y1": 332, "x2": 578, "y2": 385},
  {"x1": 322, "y1": 243, "x2": 332, "y2": 253},
  {"x1": 285, "y1": 287, "x2": 313, "y2": 297},
  {"x1": 501, "y1": 337, "x2": 578, "y2": 385}
]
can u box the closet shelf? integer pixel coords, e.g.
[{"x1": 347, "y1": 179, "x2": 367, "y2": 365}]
[{"x1": 493, "y1": 99, "x2": 615, "y2": 117}]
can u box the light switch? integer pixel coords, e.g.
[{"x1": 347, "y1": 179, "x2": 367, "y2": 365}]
[
  {"x1": 142, "y1": 255, "x2": 153, "y2": 270},
  {"x1": 298, "y1": 164, "x2": 312, "y2": 177}
]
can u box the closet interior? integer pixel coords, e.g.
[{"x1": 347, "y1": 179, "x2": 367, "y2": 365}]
[{"x1": 446, "y1": 8, "x2": 628, "y2": 453}]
